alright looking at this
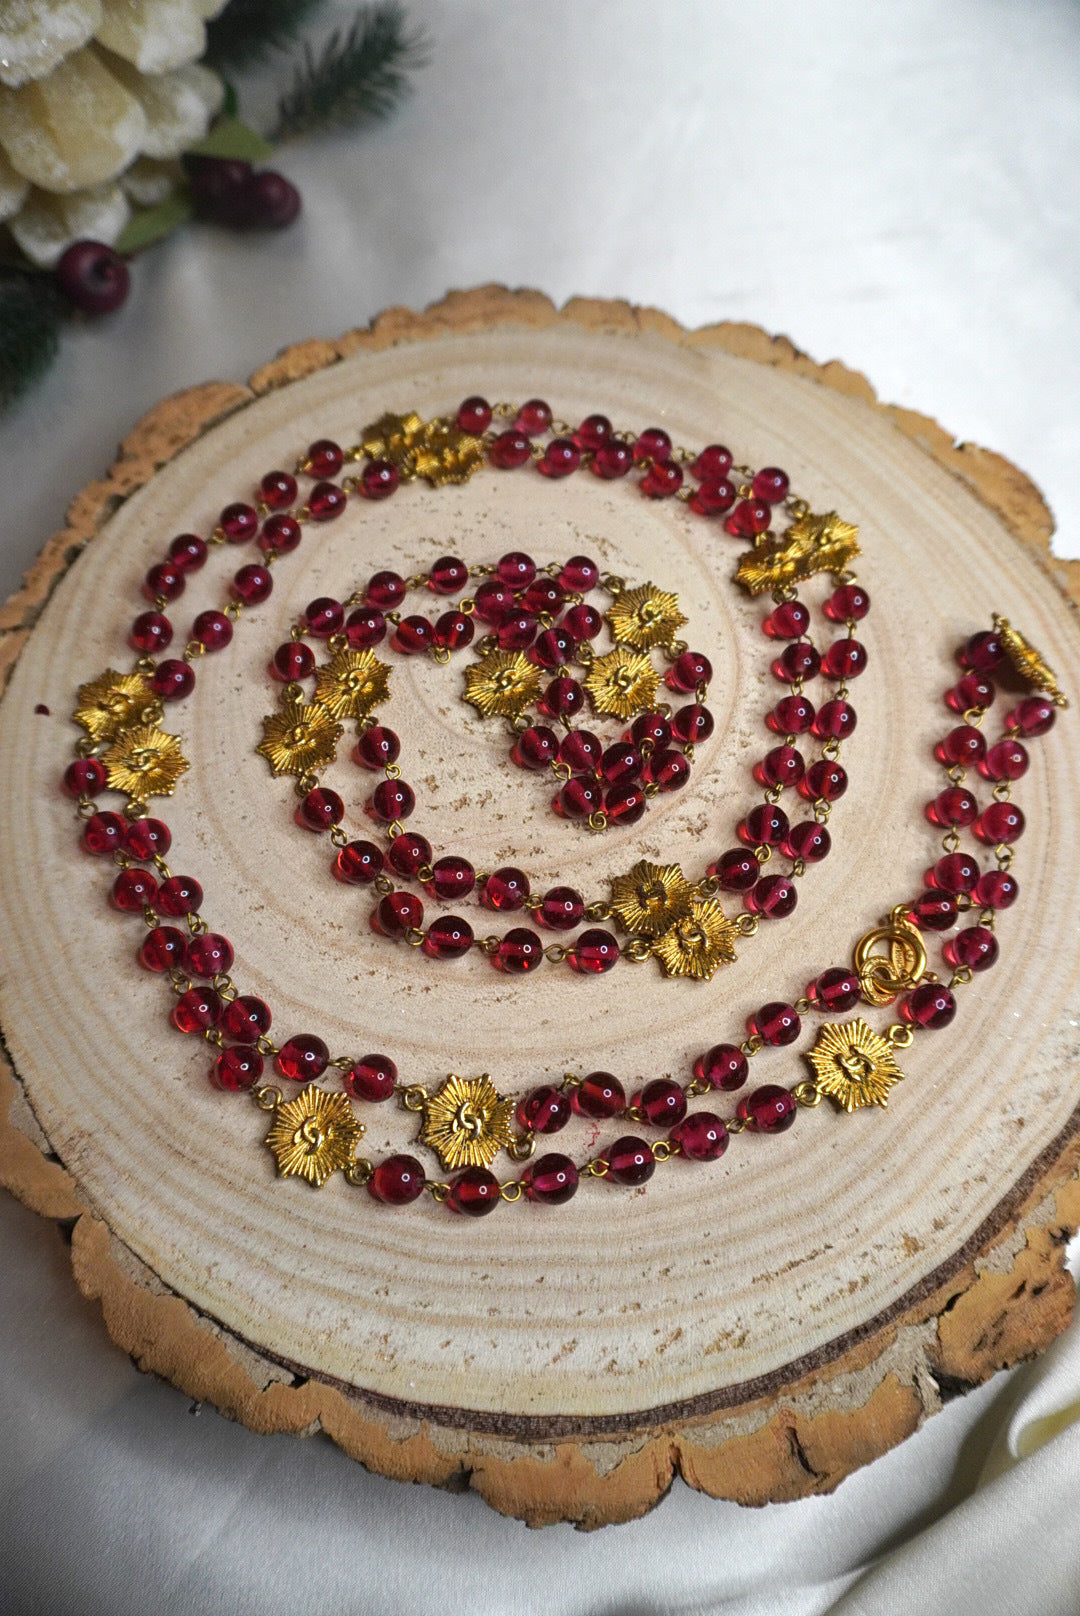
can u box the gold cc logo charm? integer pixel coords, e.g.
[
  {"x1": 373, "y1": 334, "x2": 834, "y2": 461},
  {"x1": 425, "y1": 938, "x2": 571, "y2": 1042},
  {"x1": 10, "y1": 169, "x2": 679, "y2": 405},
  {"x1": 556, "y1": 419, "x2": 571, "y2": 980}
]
[{"x1": 853, "y1": 906, "x2": 928, "y2": 1007}]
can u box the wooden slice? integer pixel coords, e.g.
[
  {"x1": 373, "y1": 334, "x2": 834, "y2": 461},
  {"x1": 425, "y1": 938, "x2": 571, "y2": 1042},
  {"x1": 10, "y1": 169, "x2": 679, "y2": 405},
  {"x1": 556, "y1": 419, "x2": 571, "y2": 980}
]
[{"x1": 2, "y1": 289, "x2": 1079, "y2": 1529}]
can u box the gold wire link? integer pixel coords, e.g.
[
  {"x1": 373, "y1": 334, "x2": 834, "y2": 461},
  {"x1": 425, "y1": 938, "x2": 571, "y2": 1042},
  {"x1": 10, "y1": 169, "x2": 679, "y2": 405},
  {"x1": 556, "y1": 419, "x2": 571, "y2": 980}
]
[
  {"x1": 427, "y1": 1181, "x2": 451, "y2": 1202},
  {"x1": 821, "y1": 738, "x2": 841, "y2": 761},
  {"x1": 995, "y1": 844, "x2": 1014, "y2": 869},
  {"x1": 500, "y1": 1180, "x2": 525, "y2": 1202},
  {"x1": 401, "y1": 1084, "x2": 429, "y2": 1112},
  {"x1": 941, "y1": 828, "x2": 960, "y2": 854},
  {"x1": 946, "y1": 763, "x2": 966, "y2": 784},
  {"x1": 992, "y1": 780, "x2": 1013, "y2": 802},
  {"x1": 793, "y1": 996, "x2": 812, "y2": 1015},
  {"x1": 740, "y1": 1034, "x2": 765, "y2": 1056},
  {"x1": 813, "y1": 799, "x2": 832, "y2": 824},
  {"x1": 478, "y1": 935, "x2": 501, "y2": 955},
  {"x1": 685, "y1": 1077, "x2": 711, "y2": 1098},
  {"x1": 252, "y1": 1084, "x2": 282, "y2": 1111},
  {"x1": 75, "y1": 795, "x2": 98, "y2": 819},
  {"x1": 726, "y1": 1115, "x2": 748, "y2": 1134},
  {"x1": 551, "y1": 760, "x2": 572, "y2": 783},
  {"x1": 385, "y1": 820, "x2": 404, "y2": 840},
  {"x1": 404, "y1": 927, "x2": 426, "y2": 947},
  {"x1": 187, "y1": 912, "x2": 208, "y2": 937},
  {"x1": 949, "y1": 965, "x2": 975, "y2": 989},
  {"x1": 256, "y1": 1035, "x2": 280, "y2": 1057},
  {"x1": 329, "y1": 825, "x2": 348, "y2": 849},
  {"x1": 327, "y1": 633, "x2": 348, "y2": 653},
  {"x1": 584, "y1": 901, "x2": 613, "y2": 921},
  {"x1": 203, "y1": 1027, "x2": 225, "y2": 1049},
  {"x1": 507, "y1": 1133, "x2": 536, "y2": 1162},
  {"x1": 886, "y1": 1024, "x2": 915, "y2": 1048},
  {"x1": 735, "y1": 914, "x2": 759, "y2": 937},
  {"x1": 544, "y1": 944, "x2": 569, "y2": 963},
  {"x1": 142, "y1": 905, "x2": 159, "y2": 929},
  {"x1": 753, "y1": 844, "x2": 772, "y2": 864},
  {"x1": 384, "y1": 762, "x2": 402, "y2": 780},
  {"x1": 600, "y1": 573, "x2": 626, "y2": 595},
  {"x1": 329, "y1": 1055, "x2": 355, "y2": 1070},
  {"x1": 962, "y1": 707, "x2": 985, "y2": 727},
  {"x1": 344, "y1": 1159, "x2": 374, "y2": 1186},
  {"x1": 458, "y1": 597, "x2": 476, "y2": 615},
  {"x1": 431, "y1": 646, "x2": 451, "y2": 664},
  {"x1": 698, "y1": 874, "x2": 720, "y2": 897},
  {"x1": 651, "y1": 1140, "x2": 675, "y2": 1162},
  {"x1": 791, "y1": 1080, "x2": 823, "y2": 1108},
  {"x1": 623, "y1": 938, "x2": 654, "y2": 962},
  {"x1": 791, "y1": 857, "x2": 807, "y2": 877},
  {"x1": 561, "y1": 1071, "x2": 583, "y2": 1090},
  {"x1": 373, "y1": 873, "x2": 395, "y2": 894},
  {"x1": 211, "y1": 973, "x2": 237, "y2": 999},
  {"x1": 587, "y1": 811, "x2": 609, "y2": 833},
  {"x1": 575, "y1": 640, "x2": 595, "y2": 666},
  {"x1": 583, "y1": 1157, "x2": 610, "y2": 1178},
  {"x1": 167, "y1": 967, "x2": 191, "y2": 994},
  {"x1": 183, "y1": 637, "x2": 206, "y2": 661},
  {"x1": 623, "y1": 1104, "x2": 645, "y2": 1123}
]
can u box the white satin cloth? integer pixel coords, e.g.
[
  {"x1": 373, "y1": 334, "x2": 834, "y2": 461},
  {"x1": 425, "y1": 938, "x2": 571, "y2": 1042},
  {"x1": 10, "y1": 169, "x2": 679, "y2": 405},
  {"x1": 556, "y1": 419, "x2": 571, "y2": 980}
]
[{"x1": 2, "y1": 2, "x2": 1080, "y2": 1610}]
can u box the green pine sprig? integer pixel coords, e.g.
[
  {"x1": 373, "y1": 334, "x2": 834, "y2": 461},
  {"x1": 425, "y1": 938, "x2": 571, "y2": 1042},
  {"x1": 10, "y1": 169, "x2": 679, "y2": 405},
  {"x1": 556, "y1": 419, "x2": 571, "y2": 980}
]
[
  {"x1": 273, "y1": 2, "x2": 429, "y2": 141},
  {"x1": 0, "y1": 267, "x2": 63, "y2": 411},
  {"x1": 204, "y1": 0, "x2": 329, "y2": 73}
]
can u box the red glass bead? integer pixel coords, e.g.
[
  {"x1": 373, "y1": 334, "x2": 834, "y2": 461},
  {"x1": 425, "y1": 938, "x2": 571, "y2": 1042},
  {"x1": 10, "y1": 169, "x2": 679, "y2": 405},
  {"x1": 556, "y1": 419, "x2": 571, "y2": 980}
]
[
  {"x1": 129, "y1": 610, "x2": 172, "y2": 653},
  {"x1": 387, "y1": 833, "x2": 432, "y2": 878},
  {"x1": 220, "y1": 502, "x2": 258, "y2": 542},
  {"x1": 600, "y1": 742, "x2": 641, "y2": 785},
  {"x1": 489, "y1": 429, "x2": 532, "y2": 469},
  {"x1": 928, "y1": 785, "x2": 980, "y2": 828},
  {"x1": 168, "y1": 533, "x2": 207, "y2": 571},
  {"x1": 903, "y1": 983, "x2": 956, "y2": 1029},
  {"x1": 493, "y1": 551, "x2": 535, "y2": 588},
  {"x1": 724, "y1": 498, "x2": 771, "y2": 538},
  {"x1": 755, "y1": 745, "x2": 805, "y2": 790},
  {"x1": 605, "y1": 783, "x2": 646, "y2": 824},
  {"x1": 671, "y1": 1112, "x2": 729, "y2": 1161},
  {"x1": 425, "y1": 856, "x2": 475, "y2": 901},
  {"x1": 812, "y1": 700, "x2": 857, "y2": 740},
  {"x1": 605, "y1": 1137, "x2": 655, "y2": 1186},
  {"x1": 138, "y1": 926, "x2": 187, "y2": 971},
  {"x1": 523, "y1": 577, "x2": 565, "y2": 616},
  {"x1": 691, "y1": 444, "x2": 733, "y2": 480},
  {"x1": 345, "y1": 607, "x2": 387, "y2": 648},
  {"x1": 259, "y1": 469, "x2": 297, "y2": 509},
  {"x1": 125, "y1": 817, "x2": 171, "y2": 860},
  {"x1": 633, "y1": 426, "x2": 672, "y2": 464},
  {"x1": 522, "y1": 1153, "x2": 579, "y2": 1205},
  {"x1": 946, "y1": 673, "x2": 995, "y2": 714},
  {"x1": 824, "y1": 583, "x2": 870, "y2": 622},
  {"x1": 186, "y1": 933, "x2": 233, "y2": 978},
  {"x1": 773, "y1": 642, "x2": 821, "y2": 683},
  {"x1": 110, "y1": 867, "x2": 158, "y2": 911},
  {"x1": 572, "y1": 1072, "x2": 625, "y2": 1119},
  {"x1": 737, "y1": 1086, "x2": 797, "y2": 1133},
  {"x1": 433, "y1": 610, "x2": 474, "y2": 652},
  {"x1": 782, "y1": 819, "x2": 832, "y2": 863},
  {"x1": 258, "y1": 513, "x2": 302, "y2": 556},
  {"x1": 569, "y1": 929, "x2": 620, "y2": 973},
  {"x1": 303, "y1": 597, "x2": 344, "y2": 637},
  {"x1": 974, "y1": 801, "x2": 1025, "y2": 844},
  {"x1": 1006, "y1": 696, "x2": 1056, "y2": 737},
  {"x1": 592, "y1": 442, "x2": 633, "y2": 479},
  {"x1": 271, "y1": 641, "x2": 316, "y2": 682},
  {"x1": 494, "y1": 928, "x2": 545, "y2": 973},
  {"x1": 710, "y1": 847, "x2": 759, "y2": 891},
  {"x1": 799, "y1": 760, "x2": 847, "y2": 801},
  {"x1": 574, "y1": 414, "x2": 612, "y2": 451},
  {"x1": 155, "y1": 874, "x2": 203, "y2": 917},
  {"x1": 746, "y1": 874, "x2": 798, "y2": 918},
  {"x1": 638, "y1": 1078, "x2": 687, "y2": 1126},
  {"x1": 366, "y1": 571, "x2": 406, "y2": 609},
  {"x1": 334, "y1": 840, "x2": 384, "y2": 883},
  {"x1": 557, "y1": 776, "x2": 602, "y2": 819},
  {"x1": 911, "y1": 890, "x2": 958, "y2": 931},
  {"x1": 694, "y1": 1044, "x2": 748, "y2": 1091},
  {"x1": 390, "y1": 615, "x2": 433, "y2": 655},
  {"x1": 763, "y1": 600, "x2": 811, "y2": 639},
  {"x1": 368, "y1": 1153, "x2": 427, "y2": 1204},
  {"x1": 539, "y1": 437, "x2": 581, "y2": 478},
  {"x1": 63, "y1": 757, "x2": 107, "y2": 797},
  {"x1": 221, "y1": 995, "x2": 272, "y2": 1043},
  {"x1": 822, "y1": 638, "x2": 868, "y2": 679},
  {"x1": 629, "y1": 711, "x2": 672, "y2": 751},
  {"x1": 641, "y1": 459, "x2": 683, "y2": 498},
  {"x1": 974, "y1": 869, "x2": 1019, "y2": 908},
  {"x1": 687, "y1": 477, "x2": 737, "y2": 516},
  {"x1": 561, "y1": 604, "x2": 603, "y2": 640},
  {"x1": 276, "y1": 1035, "x2": 330, "y2": 1083},
  {"x1": 740, "y1": 803, "x2": 789, "y2": 847},
  {"x1": 936, "y1": 725, "x2": 986, "y2": 767},
  {"x1": 497, "y1": 612, "x2": 539, "y2": 651},
  {"x1": 429, "y1": 556, "x2": 468, "y2": 595},
  {"x1": 211, "y1": 1045, "x2": 263, "y2": 1092},
  {"x1": 143, "y1": 561, "x2": 184, "y2": 602},
  {"x1": 296, "y1": 787, "x2": 344, "y2": 832},
  {"x1": 516, "y1": 1085, "x2": 571, "y2": 1133},
  {"x1": 191, "y1": 609, "x2": 232, "y2": 651},
  {"x1": 447, "y1": 1167, "x2": 501, "y2": 1215},
  {"x1": 368, "y1": 779, "x2": 415, "y2": 821},
  {"x1": 422, "y1": 916, "x2": 474, "y2": 959},
  {"x1": 482, "y1": 867, "x2": 530, "y2": 911},
  {"x1": 643, "y1": 749, "x2": 691, "y2": 791},
  {"x1": 510, "y1": 725, "x2": 559, "y2": 770},
  {"x1": 671, "y1": 704, "x2": 713, "y2": 745},
  {"x1": 768, "y1": 693, "x2": 816, "y2": 735},
  {"x1": 456, "y1": 396, "x2": 491, "y2": 434},
  {"x1": 472, "y1": 580, "x2": 515, "y2": 625},
  {"x1": 172, "y1": 986, "x2": 222, "y2": 1034},
  {"x1": 151, "y1": 658, "x2": 195, "y2": 701},
  {"x1": 540, "y1": 676, "x2": 584, "y2": 722},
  {"x1": 230, "y1": 563, "x2": 273, "y2": 605},
  {"x1": 359, "y1": 458, "x2": 399, "y2": 499},
  {"x1": 556, "y1": 730, "x2": 599, "y2": 773},
  {"x1": 372, "y1": 891, "x2": 424, "y2": 937},
  {"x1": 959, "y1": 629, "x2": 1004, "y2": 674},
  {"x1": 810, "y1": 967, "x2": 861, "y2": 1012},
  {"x1": 931, "y1": 853, "x2": 980, "y2": 893},
  {"x1": 666, "y1": 650, "x2": 712, "y2": 693},
  {"x1": 354, "y1": 725, "x2": 400, "y2": 769},
  {"x1": 944, "y1": 926, "x2": 999, "y2": 972},
  {"x1": 752, "y1": 466, "x2": 790, "y2": 503},
  {"x1": 305, "y1": 439, "x2": 343, "y2": 478},
  {"x1": 530, "y1": 627, "x2": 575, "y2": 668},
  {"x1": 539, "y1": 887, "x2": 585, "y2": 930},
  {"x1": 560, "y1": 555, "x2": 599, "y2": 592},
  {"x1": 516, "y1": 398, "x2": 552, "y2": 435},
  {"x1": 344, "y1": 1052, "x2": 398, "y2": 1103},
  {"x1": 980, "y1": 739, "x2": 1028, "y2": 781},
  {"x1": 82, "y1": 811, "x2": 127, "y2": 856},
  {"x1": 749, "y1": 1001, "x2": 802, "y2": 1047}
]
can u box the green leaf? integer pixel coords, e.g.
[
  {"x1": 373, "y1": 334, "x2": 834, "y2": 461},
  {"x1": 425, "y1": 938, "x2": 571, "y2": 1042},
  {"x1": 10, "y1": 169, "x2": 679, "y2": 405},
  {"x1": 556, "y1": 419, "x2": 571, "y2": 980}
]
[
  {"x1": 186, "y1": 116, "x2": 275, "y2": 162},
  {"x1": 222, "y1": 80, "x2": 239, "y2": 119},
  {"x1": 0, "y1": 268, "x2": 63, "y2": 412},
  {"x1": 113, "y1": 194, "x2": 194, "y2": 256},
  {"x1": 274, "y1": 2, "x2": 428, "y2": 141},
  {"x1": 204, "y1": 0, "x2": 327, "y2": 73}
]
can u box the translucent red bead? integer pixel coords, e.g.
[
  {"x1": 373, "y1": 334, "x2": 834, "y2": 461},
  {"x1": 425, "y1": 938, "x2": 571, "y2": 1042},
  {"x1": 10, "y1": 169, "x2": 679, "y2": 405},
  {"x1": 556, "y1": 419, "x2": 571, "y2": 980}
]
[
  {"x1": 737, "y1": 1086, "x2": 797, "y2": 1133},
  {"x1": 369, "y1": 1154, "x2": 426, "y2": 1205},
  {"x1": 276, "y1": 1034, "x2": 329, "y2": 1082}
]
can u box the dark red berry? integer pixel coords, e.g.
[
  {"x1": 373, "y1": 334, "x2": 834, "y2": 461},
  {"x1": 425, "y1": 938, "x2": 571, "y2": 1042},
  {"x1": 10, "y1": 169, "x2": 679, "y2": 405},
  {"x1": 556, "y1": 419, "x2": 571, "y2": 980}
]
[
  {"x1": 56, "y1": 240, "x2": 130, "y2": 315},
  {"x1": 240, "y1": 170, "x2": 302, "y2": 229}
]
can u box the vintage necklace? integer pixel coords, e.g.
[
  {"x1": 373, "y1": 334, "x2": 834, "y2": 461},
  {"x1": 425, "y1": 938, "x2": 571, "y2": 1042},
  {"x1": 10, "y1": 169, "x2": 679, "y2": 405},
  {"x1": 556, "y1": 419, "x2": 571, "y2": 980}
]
[{"x1": 61, "y1": 394, "x2": 1067, "y2": 1214}]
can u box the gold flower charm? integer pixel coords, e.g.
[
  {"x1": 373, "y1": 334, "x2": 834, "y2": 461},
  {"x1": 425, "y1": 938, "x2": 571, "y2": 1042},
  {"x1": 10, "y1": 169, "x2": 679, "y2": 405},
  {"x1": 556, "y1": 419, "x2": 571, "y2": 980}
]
[
  {"x1": 314, "y1": 648, "x2": 391, "y2": 721},
  {"x1": 806, "y1": 1019, "x2": 904, "y2": 1113},
  {"x1": 359, "y1": 410, "x2": 485, "y2": 487},
  {"x1": 606, "y1": 584, "x2": 688, "y2": 652},
  {"x1": 653, "y1": 898, "x2": 739, "y2": 980},
  {"x1": 609, "y1": 859, "x2": 694, "y2": 937},
  {"x1": 734, "y1": 510, "x2": 860, "y2": 596},
  {"x1": 264, "y1": 1086, "x2": 365, "y2": 1187},
  {"x1": 993, "y1": 614, "x2": 1068, "y2": 708},
  {"x1": 420, "y1": 1074, "x2": 514, "y2": 1171},
  {"x1": 102, "y1": 724, "x2": 188, "y2": 802},
  {"x1": 584, "y1": 647, "x2": 660, "y2": 720},
  {"x1": 463, "y1": 650, "x2": 543, "y2": 719},
  {"x1": 257, "y1": 699, "x2": 343, "y2": 777},
  {"x1": 73, "y1": 668, "x2": 155, "y2": 743}
]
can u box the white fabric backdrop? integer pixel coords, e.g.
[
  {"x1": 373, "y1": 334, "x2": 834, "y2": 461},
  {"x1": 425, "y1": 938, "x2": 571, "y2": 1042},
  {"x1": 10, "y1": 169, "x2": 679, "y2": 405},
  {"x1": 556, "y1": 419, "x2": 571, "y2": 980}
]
[{"x1": 2, "y1": 1, "x2": 1080, "y2": 1610}]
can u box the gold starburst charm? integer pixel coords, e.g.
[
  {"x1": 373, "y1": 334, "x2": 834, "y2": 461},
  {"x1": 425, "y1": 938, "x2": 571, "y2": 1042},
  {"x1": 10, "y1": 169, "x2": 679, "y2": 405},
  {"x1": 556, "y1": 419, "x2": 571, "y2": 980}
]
[
  {"x1": 313, "y1": 648, "x2": 391, "y2": 721},
  {"x1": 73, "y1": 668, "x2": 155, "y2": 743},
  {"x1": 734, "y1": 510, "x2": 860, "y2": 596},
  {"x1": 463, "y1": 650, "x2": 543, "y2": 719},
  {"x1": 609, "y1": 859, "x2": 694, "y2": 937},
  {"x1": 853, "y1": 906, "x2": 928, "y2": 1007},
  {"x1": 606, "y1": 583, "x2": 688, "y2": 652},
  {"x1": 358, "y1": 410, "x2": 485, "y2": 487},
  {"x1": 806, "y1": 1019, "x2": 904, "y2": 1113},
  {"x1": 993, "y1": 614, "x2": 1068, "y2": 708},
  {"x1": 257, "y1": 699, "x2": 343, "y2": 778},
  {"x1": 102, "y1": 723, "x2": 188, "y2": 803},
  {"x1": 584, "y1": 647, "x2": 660, "y2": 720},
  {"x1": 420, "y1": 1074, "x2": 515, "y2": 1171},
  {"x1": 653, "y1": 898, "x2": 739, "y2": 980},
  {"x1": 264, "y1": 1086, "x2": 365, "y2": 1187}
]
